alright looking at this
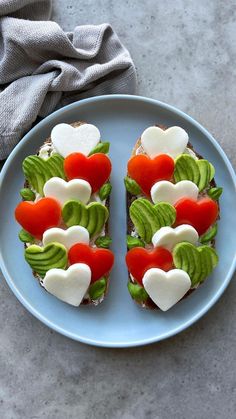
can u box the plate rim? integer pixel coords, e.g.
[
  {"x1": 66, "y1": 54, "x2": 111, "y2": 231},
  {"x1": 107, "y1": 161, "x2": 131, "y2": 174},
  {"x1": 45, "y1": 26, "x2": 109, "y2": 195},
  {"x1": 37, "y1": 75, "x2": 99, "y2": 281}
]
[{"x1": 0, "y1": 94, "x2": 236, "y2": 348}]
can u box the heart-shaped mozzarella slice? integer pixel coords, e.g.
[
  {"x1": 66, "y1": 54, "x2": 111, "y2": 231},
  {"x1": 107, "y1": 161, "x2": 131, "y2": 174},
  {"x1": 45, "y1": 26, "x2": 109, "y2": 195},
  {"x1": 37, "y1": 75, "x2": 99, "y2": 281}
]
[
  {"x1": 43, "y1": 177, "x2": 91, "y2": 206},
  {"x1": 143, "y1": 268, "x2": 191, "y2": 311},
  {"x1": 152, "y1": 225, "x2": 199, "y2": 251},
  {"x1": 51, "y1": 123, "x2": 100, "y2": 157},
  {"x1": 141, "y1": 126, "x2": 188, "y2": 158},
  {"x1": 43, "y1": 263, "x2": 91, "y2": 306},
  {"x1": 43, "y1": 226, "x2": 89, "y2": 250},
  {"x1": 151, "y1": 180, "x2": 199, "y2": 205}
]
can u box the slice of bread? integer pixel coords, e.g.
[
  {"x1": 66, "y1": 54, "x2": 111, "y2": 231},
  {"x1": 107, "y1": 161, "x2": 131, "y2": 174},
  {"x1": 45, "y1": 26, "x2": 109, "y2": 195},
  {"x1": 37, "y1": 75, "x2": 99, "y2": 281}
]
[
  {"x1": 21, "y1": 121, "x2": 112, "y2": 306},
  {"x1": 126, "y1": 125, "x2": 219, "y2": 310}
]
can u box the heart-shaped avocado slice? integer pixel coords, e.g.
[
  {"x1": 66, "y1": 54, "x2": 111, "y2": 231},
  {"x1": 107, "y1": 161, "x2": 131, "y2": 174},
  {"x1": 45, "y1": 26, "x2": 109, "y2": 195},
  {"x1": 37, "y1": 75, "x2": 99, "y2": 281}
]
[
  {"x1": 174, "y1": 154, "x2": 215, "y2": 192},
  {"x1": 129, "y1": 198, "x2": 176, "y2": 244},
  {"x1": 25, "y1": 242, "x2": 68, "y2": 278},
  {"x1": 173, "y1": 242, "x2": 218, "y2": 286},
  {"x1": 23, "y1": 154, "x2": 65, "y2": 196},
  {"x1": 62, "y1": 200, "x2": 109, "y2": 238}
]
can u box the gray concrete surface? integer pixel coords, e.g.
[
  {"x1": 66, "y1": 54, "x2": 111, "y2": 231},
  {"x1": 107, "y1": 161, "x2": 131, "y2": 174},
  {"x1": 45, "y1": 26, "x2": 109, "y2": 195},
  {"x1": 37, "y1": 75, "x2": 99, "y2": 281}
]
[{"x1": 1, "y1": 1, "x2": 236, "y2": 418}]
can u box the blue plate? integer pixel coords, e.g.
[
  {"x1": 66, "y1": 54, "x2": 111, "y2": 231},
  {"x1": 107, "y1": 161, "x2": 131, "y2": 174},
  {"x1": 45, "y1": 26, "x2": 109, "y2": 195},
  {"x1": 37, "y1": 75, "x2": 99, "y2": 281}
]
[{"x1": 0, "y1": 95, "x2": 235, "y2": 347}]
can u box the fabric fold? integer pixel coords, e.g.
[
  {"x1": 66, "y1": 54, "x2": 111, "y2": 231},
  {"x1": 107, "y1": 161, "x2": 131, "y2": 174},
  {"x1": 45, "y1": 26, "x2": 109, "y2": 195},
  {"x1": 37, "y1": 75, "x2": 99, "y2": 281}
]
[{"x1": 0, "y1": 0, "x2": 136, "y2": 159}]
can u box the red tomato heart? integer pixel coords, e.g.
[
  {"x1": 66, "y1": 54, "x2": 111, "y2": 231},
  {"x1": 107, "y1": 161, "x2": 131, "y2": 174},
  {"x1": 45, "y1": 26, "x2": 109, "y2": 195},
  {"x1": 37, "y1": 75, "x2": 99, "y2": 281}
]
[
  {"x1": 64, "y1": 152, "x2": 112, "y2": 193},
  {"x1": 126, "y1": 247, "x2": 173, "y2": 285},
  {"x1": 68, "y1": 243, "x2": 114, "y2": 282},
  {"x1": 127, "y1": 154, "x2": 174, "y2": 196},
  {"x1": 15, "y1": 198, "x2": 61, "y2": 239},
  {"x1": 175, "y1": 197, "x2": 218, "y2": 235}
]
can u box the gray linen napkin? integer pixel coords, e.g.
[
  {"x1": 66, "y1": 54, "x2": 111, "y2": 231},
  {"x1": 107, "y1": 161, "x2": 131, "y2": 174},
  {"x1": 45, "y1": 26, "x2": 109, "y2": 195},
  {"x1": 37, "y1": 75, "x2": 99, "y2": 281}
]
[{"x1": 0, "y1": 0, "x2": 137, "y2": 159}]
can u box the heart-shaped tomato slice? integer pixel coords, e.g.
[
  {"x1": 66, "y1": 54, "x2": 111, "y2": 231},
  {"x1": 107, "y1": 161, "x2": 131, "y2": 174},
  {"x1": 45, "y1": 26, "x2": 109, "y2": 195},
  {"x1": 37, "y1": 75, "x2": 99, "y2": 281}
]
[
  {"x1": 68, "y1": 243, "x2": 114, "y2": 282},
  {"x1": 127, "y1": 154, "x2": 174, "y2": 196},
  {"x1": 15, "y1": 198, "x2": 61, "y2": 239},
  {"x1": 64, "y1": 152, "x2": 112, "y2": 193},
  {"x1": 126, "y1": 247, "x2": 173, "y2": 285},
  {"x1": 175, "y1": 197, "x2": 218, "y2": 235}
]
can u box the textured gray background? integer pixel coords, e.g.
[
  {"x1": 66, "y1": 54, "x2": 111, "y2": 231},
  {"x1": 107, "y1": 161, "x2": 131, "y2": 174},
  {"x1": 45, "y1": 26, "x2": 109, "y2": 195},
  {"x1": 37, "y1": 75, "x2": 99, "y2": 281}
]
[{"x1": 1, "y1": 1, "x2": 236, "y2": 418}]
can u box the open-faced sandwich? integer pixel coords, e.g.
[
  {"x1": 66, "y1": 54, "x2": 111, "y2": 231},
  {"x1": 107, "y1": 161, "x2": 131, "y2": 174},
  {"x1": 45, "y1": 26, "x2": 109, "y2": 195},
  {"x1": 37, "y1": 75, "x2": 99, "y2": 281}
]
[
  {"x1": 15, "y1": 122, "x2": 114, "y2": 307},
  {"x1": 125, "y1": 125, "x2": 222, "y2": 311}
]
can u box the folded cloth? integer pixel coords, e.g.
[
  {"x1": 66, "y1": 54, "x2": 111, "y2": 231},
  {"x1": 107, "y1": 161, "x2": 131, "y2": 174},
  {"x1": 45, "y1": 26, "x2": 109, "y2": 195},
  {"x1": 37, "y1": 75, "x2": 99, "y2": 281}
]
[{"x1": 0, "y1": 0, "x2": 137, "y2": 159}]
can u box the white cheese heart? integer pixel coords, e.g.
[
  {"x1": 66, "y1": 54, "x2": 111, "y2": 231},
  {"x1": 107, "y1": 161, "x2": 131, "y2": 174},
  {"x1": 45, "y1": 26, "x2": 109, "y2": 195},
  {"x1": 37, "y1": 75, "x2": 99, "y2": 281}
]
[
  {"x1": 151, "y1": 180, "x2": 199, "y2": 205},
  {"x1": 43, "y1": 263, "x2": 91, "y2": 306},
  {"x1": 152, "y1": 225, "x2": 199, "y2": 251},
  {"x1": 51, "y1": 123, "x2": 100, "y2": 157},
  {"x1": 141, "y1": 126, "x2": 188, "y2": 158},
  {"x1": 43, "y1": 226, "x2": 89, "y2": 250},
  {"x1": 43, "y1": 177, "x2": 91, "y2": 206},
  {"x1": 143, "y1": 268, "x2": 191, "y2": 311}
]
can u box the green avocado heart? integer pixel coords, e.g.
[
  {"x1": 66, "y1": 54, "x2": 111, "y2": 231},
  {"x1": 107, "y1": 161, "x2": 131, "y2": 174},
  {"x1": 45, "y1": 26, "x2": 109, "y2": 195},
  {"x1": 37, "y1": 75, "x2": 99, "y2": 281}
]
[
  {"x1": 173, "y1": 242, "x2": 218, "y2": 286},
  {"x1": 25, "y1": 242, "x2": 68, "y2": 278},
  {"x1": 62, "y1": 200, "x2": 109, "y2": 238},
  {"x1": 22, "y1": 153, "x2": 65, "y2": 196},
  {"x1": 174, "y1": 154, "x2": 215, "y2": 191},
  {"x1": 129, "y1": 198, "x2": 176, "y2": 244}
]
